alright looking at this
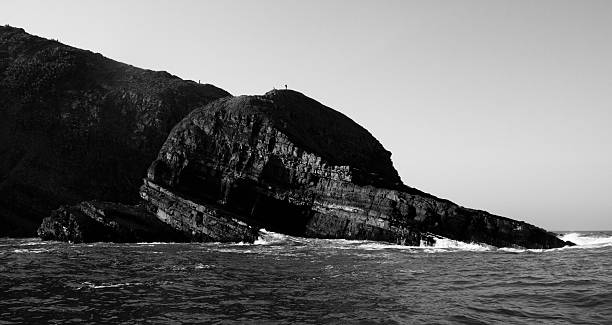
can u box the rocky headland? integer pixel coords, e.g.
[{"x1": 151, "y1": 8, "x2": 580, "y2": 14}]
[
  {"x1": 0, "y1": 26, "x2": 229, "y2": 236},
  {"x1": 1, "y1": 26, "x2": 572, "y2": 248},
  {"x1": 139, "y1": 91, "x2": 572, "y2": 249}
]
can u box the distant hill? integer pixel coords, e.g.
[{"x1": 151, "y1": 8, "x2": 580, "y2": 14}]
[{"x1": 0, "y1": 25, "x2": 230, "y2": 236}]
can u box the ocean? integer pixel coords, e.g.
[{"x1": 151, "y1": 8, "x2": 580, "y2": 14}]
[{"x1": 1, "y1": 231, "x2": 611, "y2": 324}]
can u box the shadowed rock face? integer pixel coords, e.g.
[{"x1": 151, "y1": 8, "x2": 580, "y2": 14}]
[
  {"x1": 0, "y1": 26, "x2": 230, "y2": 236},
  {"x1": 143, "y1": 90, "x2": 573, "y2": 249},
  {"x1": 139, "y1": 180, "x2": 259, "y2": 243},
  {"x1": 37, "y1": 201, "x2": 189, "y2": 243}
]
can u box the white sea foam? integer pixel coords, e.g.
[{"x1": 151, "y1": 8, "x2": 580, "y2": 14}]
[
  {"x1": 558, "y1": 232, "x2": 612, "y2": 248},
  {"x1": 497, "y1": 247, "x2": 548, "y2": 253},
  {"x1": 252, "y1": 229, "x2": 612, "y2": 252},
  {"x1": 12, "y1": 248, "x2": 53, "y2": 254},
  {"x1": 78, "y1": 281, "x2": 141, "y2": 289},
  {"x1": 339, "y1": 235, "x2": 493, "y2": 252},
  {"x1": 345, "y1": 242, "x2": 415, "y2": 251},
  {"x1": 498, "y1": 247, "x2": 527, "y2": 253},
  {"x1": 253, "y1": 229, "x2": 493, "y2": 252},
  {"x1": 195, "y1": 263, "x2": 214, "y2": 269},
  {"x1": 0, "y1": 239, "x2": 53, "y2": 247},
  {"x1": 17, "y1": 240, "x2": 52, "y2": 246},
  {"x1": 422, "y1": 236, "x2": 493, "y2": 252},
  {"x1": 254, "y1": 229, "x2": 294, "y2": 245},
  {"x1": 495, "y1": 232, "x2": 612, "y2": 253}
]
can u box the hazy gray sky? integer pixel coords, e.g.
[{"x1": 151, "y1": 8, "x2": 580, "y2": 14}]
[{"x1": 3, "y1": 0, "x2": 611, "y2": 230}]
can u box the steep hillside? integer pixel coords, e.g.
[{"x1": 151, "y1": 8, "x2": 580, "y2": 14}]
[{"x1": 0, "y1": 26, "x2": 230, "y2": 236}]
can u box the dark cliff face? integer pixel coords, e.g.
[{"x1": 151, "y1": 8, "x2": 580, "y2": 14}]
[
  {"x1": 143, "y1": 90, "x2": 572, "y2": 249},
  {"x1": 36, "y1": 201, "x2": 189, "y2": 243},
  {"x1": 150, "y1": 91, "x2": 402, "y2": 189},
  {"x1": 0, "y1": 26, "x2": 230, "y2": 236}
]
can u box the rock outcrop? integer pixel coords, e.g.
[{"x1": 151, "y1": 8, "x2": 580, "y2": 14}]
[
  {"x1": 140, "y1": 180, "x2": 259, "y2": 243},
  {"x1": 8, "y1": 26, "x2": 572, "y2": 248},
  {"x1": 0, "y1": 26, "x2": 230, "y2": 236},
  {"x1": 37, "y1": 201, "x2": 188, "y2": 243},
  {"x1": 142, "y1": 90, "x2": 573, "y2": 249}
]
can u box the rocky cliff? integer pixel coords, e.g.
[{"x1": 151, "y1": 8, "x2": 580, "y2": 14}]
[
  {"x1": 8, "y1": 26, "x2": 572, "y2": 248},
  {"x1": 0, "y1": 26, "x2": 230, "y2": 236},
  {"x1": 142, "y1": 90, "x2": 572, "y2": 249},
  {"x1": 37, "y1": 201, "x2": 188, "y2": 243}
]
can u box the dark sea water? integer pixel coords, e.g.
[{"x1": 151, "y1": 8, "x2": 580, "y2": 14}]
[{"x1": 1, "y1": 231, "x2": 611, "y2": 324}]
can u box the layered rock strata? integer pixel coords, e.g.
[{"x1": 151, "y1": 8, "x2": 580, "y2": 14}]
[
  {"x1": 140, "y1": 180, "x2": 259, "y2": 243},
  {"x1": 36, "y1": 201, "x2": 187, "y2": 243},
  {"x1": 142, "y1": 90, "x2": 572, "y2": 249}
]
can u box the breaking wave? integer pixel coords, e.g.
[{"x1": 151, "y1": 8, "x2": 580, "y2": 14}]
[
  {"x1": 2, "y1": 233, "x2": 609, "y2": 324},
  {"x1": 77, "y1": 281, "x2": 143, "y2": 290},
  {"x1": 12, "y1": 248, "x2": 54, "y2": 254},
  {"x1": 254, "y1": 229, "x2": 492, "y2": 252},
  {"x1": 253, "y1": 229, "x2": 612, "y2": 252},
  {"x1": 254, "y1": 229, "x2": 295, "y2": 245},
  {"x1": 422, "y1": 236, "x2": 493, "y2": 251},
  {"x1": 558, "y1": 232, "x2": 612, "y2": 248}
]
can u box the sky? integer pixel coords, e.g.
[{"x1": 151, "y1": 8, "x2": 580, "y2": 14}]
[{"x1": 2, "y1": 0, "x2": 611, "y2": 230}]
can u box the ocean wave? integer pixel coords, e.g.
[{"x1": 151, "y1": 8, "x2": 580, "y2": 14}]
[
  {"x1": 17, "y1": 240, "x2": 53, "y2": 246},
  {"x1": 333, "y1": 238, "x2": 492, "y2": 252},
  {"x1": 11, "y1": 248, "x2": 54, "y2": 254},
  {"x1": 253, "y1": 229, "x2": 493, "y2": 252},
  {"x1": 77, "y1": 281, "x2": 142, "y2": 290},
  {"x1": 497, "y1": 247, "x2": 546, "y2": 253},
  {"x1": 558, "y1": 232, "x2": 612, "y2": 248},
  {"x1": 0, "y1": 239, "x2": 55, "y2": 247},
  {"x1": 195, "y1": 263, "x2": 214, "y2": 269},
  {"x1": 254, "y1": 229, "x2": 299, "y2": 245},
  {"x1": 422, "y1": 236, "x2": 493, "y2": 252},
  {"x1": 496, "y1": 232, "x2": 612, "y2": 253},
  {"x1": 253, "y1": 230, "x2": 612, "y2": 253}
]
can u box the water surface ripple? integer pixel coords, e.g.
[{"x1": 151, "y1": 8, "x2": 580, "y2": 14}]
[{"x1": 1, "y1": 231, "x2": 611, "y2": 324}]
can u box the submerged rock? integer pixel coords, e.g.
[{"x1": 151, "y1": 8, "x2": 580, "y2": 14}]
[
  {"x1": 142, "y1": 90, "x2": 573, "y2": 249},
  {"x1": 0, "y1": 26, "x2": 230, "y2": 236},
  {"x1": 37, "y1": 201, "x2": 188, "y2": 243}
]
